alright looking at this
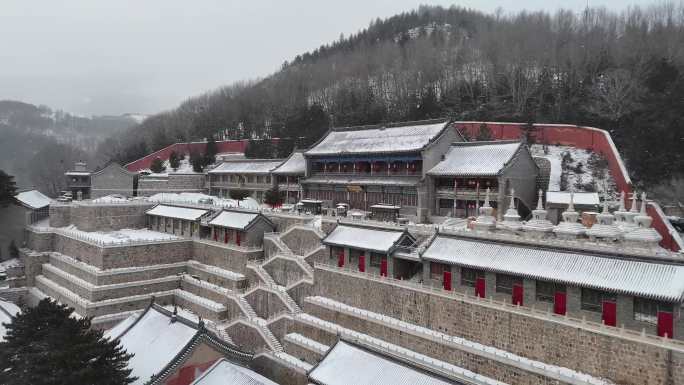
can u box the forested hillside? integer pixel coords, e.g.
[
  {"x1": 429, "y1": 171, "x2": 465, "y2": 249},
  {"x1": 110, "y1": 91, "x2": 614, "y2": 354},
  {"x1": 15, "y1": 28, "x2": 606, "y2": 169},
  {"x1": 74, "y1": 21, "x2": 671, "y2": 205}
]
[
  {"x1": 0, "y1": 101, "x2": 138, "y2": 195},
  {"x1": 104, "y1": 4, "x2": 684, "y2": 193}
]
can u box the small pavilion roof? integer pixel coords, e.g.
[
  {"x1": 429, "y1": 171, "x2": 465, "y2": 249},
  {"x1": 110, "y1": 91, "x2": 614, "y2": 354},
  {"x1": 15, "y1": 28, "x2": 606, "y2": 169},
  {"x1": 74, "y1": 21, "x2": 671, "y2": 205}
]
[
  {"x1": 208, "y1": 160, "x2": 283, "y2": 174},
  {"x1": 189, "y1": 358, "x2": 278, "y2": 385},
  {"x1": 15, "y1": 190, "x2": 51, "y2": 210},
  {"x1": 308, "y1": 339, "x2": 459, "y2": 385},
  {"x1": 272, "y1": 151, "x2": 306, "y2": 175},
  {"x1": 427, "y1": 141, "x2": 522, "y2": 177},
  {"x1": 146, "y1": 204, "x2": 209, "y2": 221},
  {"x1": 323, "y1": 225, "x2": 408, "y2": 254}
]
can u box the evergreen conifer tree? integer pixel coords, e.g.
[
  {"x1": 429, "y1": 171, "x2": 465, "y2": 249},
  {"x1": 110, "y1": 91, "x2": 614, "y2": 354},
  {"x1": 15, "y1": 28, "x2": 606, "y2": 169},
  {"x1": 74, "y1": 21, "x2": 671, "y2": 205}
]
[
  {"x1": 0, "y1": 170, "x2": 17, "y2": 208},
  {"x1": 0, "y1": 299, "x2": 136, "y2": 385},
  {"x1": 189, "y1": 151, "x2": 205, "y2": 172},
  {"x1": 150, "y1": 158, "x2": 165, "y2": 173},
  {"x1": 204, "y1": 136, "x2": 218, "y2": 165},
  {"x1": 168, "y1": 151, "x2": 180, "y2": 170},
  {"x1": 476, "y1": 123, "x2": 493, "y2": 141}
]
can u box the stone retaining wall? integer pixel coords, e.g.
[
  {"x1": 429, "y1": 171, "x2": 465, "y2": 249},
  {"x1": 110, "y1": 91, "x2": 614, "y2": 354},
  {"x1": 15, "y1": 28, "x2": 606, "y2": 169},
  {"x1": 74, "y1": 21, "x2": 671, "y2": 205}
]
[
  {"x1": 192, "y1": 241, "x2": 261, "y2": 274},
  {"x1": 313, "y1": 267, "x2": 684, "y2": 385},
  {"x1": 50, "y1": 203, "x2": 153, "y2": 231}
]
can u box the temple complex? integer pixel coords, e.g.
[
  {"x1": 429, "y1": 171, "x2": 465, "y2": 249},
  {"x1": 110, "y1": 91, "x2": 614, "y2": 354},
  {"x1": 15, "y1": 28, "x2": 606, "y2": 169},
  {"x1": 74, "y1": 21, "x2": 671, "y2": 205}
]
[{"x1": 2, "y1": 120, "x2": 684, "y2": 385}]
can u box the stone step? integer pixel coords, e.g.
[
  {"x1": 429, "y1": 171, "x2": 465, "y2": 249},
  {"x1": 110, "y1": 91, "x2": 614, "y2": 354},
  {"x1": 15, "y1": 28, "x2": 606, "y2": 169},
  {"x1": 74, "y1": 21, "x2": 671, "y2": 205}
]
[
  {"x1": 179, "y1": 274, "x2": 246, "y2": 320},
  {"x1": 42, "y1": 263, "x2": 180, "y2": 302},
  {"x1": 282, "y1": 332, "x2": 329, "y2": 365},
  {"x1": 302, "y1": 296, "x2": 607, "y2": 385},
  {"x1": 294, "y1": 312, "x2": 507, "y2": 385},
  {"x1": 186, "y1": 260, "x2": 248, "y2": 292},
  {"x1": 35, "y1": 275, "x2": 175, "y2": 318},
  {"x1": 49, "y1": 252, "x2": 186, "y2": 286}
]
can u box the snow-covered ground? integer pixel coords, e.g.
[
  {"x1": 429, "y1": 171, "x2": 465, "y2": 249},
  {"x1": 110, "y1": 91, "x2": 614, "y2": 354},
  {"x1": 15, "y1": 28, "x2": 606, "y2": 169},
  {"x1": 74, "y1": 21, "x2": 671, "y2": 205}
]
[
  {"x1": 147, "y1": 192, "x2": 260, "y2": 210},
  {"x1": 59, "y1": 226, "x2": 180, "y2": 244},
  {"x1": 91, "y1": 195, "x2": 130, "y2": 203},
  {"x1": 530, "y1": 144, "x2": 616, "y2": 199}
]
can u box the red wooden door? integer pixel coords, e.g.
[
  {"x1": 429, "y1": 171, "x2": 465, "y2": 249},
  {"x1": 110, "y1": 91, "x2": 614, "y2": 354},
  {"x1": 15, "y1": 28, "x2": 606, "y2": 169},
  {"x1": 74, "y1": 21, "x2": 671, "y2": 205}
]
[
  {"x1": 358, "y1": 255, "x2": 365, "y2": 273},
  {"x1": 657, "y1": 311, "x2": 674, "y2": 338},
  {"x1": 512, "y1": 284, "x2": 523, "y2": 306},
  {"x1": 475, "y1": 277, "x2": 486, "y2": 298},
  {"x1": 443, "y1": 271, "x2": 452, "y2": 291},
  {"x1": 213, "y1": 229, "x2": 217, "y2": 241},
  {"x1": 602, "y1": 301, "x2": 617, "y2": 326},
  {"x1": 380, "y1": 258, "x2": 387, "y2": 277},
  {"x1": 337, "y1": 251, "x2": 345, "y2": 268},
  {"x1": 236, "y1": 231, "x2": 241, "y2": 246},
  {"x1": 553, "y1": 292, "x2": 566, "y2": 315},
  {"x1": 224, "y1": 229, "x2": 228, "y2": 244}
]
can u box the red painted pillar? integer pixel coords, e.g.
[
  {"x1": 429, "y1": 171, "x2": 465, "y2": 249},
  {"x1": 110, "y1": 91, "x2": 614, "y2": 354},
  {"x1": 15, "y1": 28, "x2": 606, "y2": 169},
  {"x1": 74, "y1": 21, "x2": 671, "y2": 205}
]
[
  {"x1": 475, "y1": 277, "x2": 486, "y2": 298},
  {"x1": 337, "y1": 251, "x2": 345, "y2": 267},
  {"x1": 657, "y1": 311, "x2": 674, "y2": 338},
  {"x1": 224, "y1": 229, "x2": 228, "y2": 244},
  {"x1": 236, "y1": 231, "x2": 241, "y2": 246},
  {"x1": 512, "y1": 284, "x2": 523, "y2": 306},
  {"x1": 358, "y1": 255, "x2": 365, "y2": 273},
  {"x1": 602, "y1": 301, "x2": 617, "y2": 327},
  {"x1": 554, "y1": 292, "x2": 567, "y2": 315},
  {"x1": 380, "y1": 258, "x2": 387, "y2": 277},
  {"x1": 213, "y1": 228, "x2": 217, "y2": 242},
  {"x1": 443, "y1": 271, "x2": 452, "y2": 291}
]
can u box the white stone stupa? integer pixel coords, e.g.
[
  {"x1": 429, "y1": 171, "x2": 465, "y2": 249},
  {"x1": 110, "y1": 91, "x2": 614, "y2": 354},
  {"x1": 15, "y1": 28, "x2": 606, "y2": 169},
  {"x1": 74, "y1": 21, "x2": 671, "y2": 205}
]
[
  {"x1": 586, "y1": 199, "x2": 621, "y2": 242},
  {"x1": 472, "y1": 188, "x2": 497, "y2": 232},
  {"x1": 497, "y1": 188, "x2": 522, "y2": 232},
  {"x1": 522, "y1": 190, "x2": 554, "y2": 238},
  {"x1": 623, "y1": 192, "x2": 664, "y2": 251},
  {"x1": 613, "y1": 191, "x2": 638, "y2": 232},
  {"x1": 553, "y1": 191, "x2": 585, "y2": 240}
]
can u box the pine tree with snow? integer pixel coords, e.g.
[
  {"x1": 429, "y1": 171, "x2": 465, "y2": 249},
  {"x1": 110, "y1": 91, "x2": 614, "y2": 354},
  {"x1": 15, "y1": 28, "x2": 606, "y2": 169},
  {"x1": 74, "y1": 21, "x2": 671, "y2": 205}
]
[
  {"x1": 0, "y1": 298, "x2": 136, "y2": 385},
  {"x1": 0, "y1": 170, "x2": 17, "y2": 208},
  {"x1": 190, "y1": 151, "x2": 205, "y2": 172},
  {"x1": 150, "y1": 157, "x2": 165, "y2": 173},
  {"x1": 168, "y1": 151, "x2": 180, "y2": 170},
  {"x1": 204, "y1": 136, "x2": 218, "y2": 165}
]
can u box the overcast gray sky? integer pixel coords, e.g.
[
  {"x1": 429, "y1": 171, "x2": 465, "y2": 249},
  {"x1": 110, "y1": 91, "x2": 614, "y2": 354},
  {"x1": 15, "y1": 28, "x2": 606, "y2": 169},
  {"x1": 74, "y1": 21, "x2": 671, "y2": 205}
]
[{"x1": 0, "y1": 0, "x2": 656, "y2": 116}]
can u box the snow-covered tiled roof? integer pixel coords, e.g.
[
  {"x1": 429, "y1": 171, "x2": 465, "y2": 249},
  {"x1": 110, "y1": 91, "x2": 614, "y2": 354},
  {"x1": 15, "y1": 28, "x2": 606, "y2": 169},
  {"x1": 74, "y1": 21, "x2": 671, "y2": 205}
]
[
  {"x1": 15, "y1": 190, "x2": 51, "y2": 209},
  {"x1": 190, "y1": 358, "x2": 278, "y2": 385},
  {"x1": 422, "y1": 236, "x2": 684, "y2": 302},
  {"x1": 105, "y1": 306, "x2": 198, "y2": 385},
  {"x1": 305, "y1": 120, "x2": 449, "y2": 156},
  {"x1": 309, "y1": 340, "x2": 454, "y2": 385},
  {"x1": 65, "y1": 171, "x2": 91, "y2": 176},
  {"x1": 303, "y1": 176, "x2": 420, "y2": 187},
  {"x1": 208, "y1": 160, "x2": 283, "y2": 174},
  {"x1": 0, "y1": 299, "x2": 20, "y2": 342},
  {"x1": 323, "y1": 225, "x2": 405, "y2": 253},
  {"x1": 208, "y1": 210, "x2": 260, "y2": 230},
  {"x1": 146, "y1": 205, "x2": 208, "y2": 221},
  {"x1": 546, "y1": 191, "x2": 600, "y2": 206},
  {"x1": 272, "y1": 151, "x2": 305, "y2": 175},
  {"x1": 428, "y1": 141, "x2": 522, "y2": 177}
]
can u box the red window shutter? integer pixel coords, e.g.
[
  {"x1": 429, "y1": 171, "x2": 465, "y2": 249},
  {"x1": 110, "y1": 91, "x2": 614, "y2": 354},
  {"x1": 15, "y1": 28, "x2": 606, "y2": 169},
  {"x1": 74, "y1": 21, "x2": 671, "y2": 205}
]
[
  {"x1": 512, "y1": 284, "x2": 523, "y2": 306},
  {"x1": 443, "y1": 271, "x2": 452, "y2": 291},
  {"x1": 554, "y1": 292, "x2": 566, "y2": 315},
  {"x1": 602, "y1": 301, "x2": 617, "y2": 327},
  {"x1": 475, "y1": 277, "x2": 486, "y2": 298},
  {"x1": 380, "y1": 258, "x2": 387, "y2": 277},
  {"x1": 337, "y1": 251, "x2": 345, "y2": 267},
  {"x1": 657, "y1": 311, "x2": 674, "y2": 338},
  {"x1": 358, "y1": 255, "x2": 365, "y2": 273}
]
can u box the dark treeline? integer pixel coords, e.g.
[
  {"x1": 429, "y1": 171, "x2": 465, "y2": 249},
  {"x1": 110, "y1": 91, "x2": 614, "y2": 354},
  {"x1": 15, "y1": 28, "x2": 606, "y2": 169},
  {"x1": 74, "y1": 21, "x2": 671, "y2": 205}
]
[{"x1": 103, "y1": 4, "x2": 684, "y2": 195}]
